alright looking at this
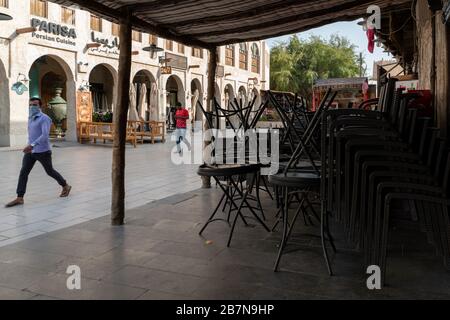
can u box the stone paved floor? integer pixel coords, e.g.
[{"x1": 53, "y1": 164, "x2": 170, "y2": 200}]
[
  {"x1": 0, "y1": 138, "x2": 200, "y2": 247},
  {"x1": 0, "y1": 187, "x2": 449, "y2": 300}
]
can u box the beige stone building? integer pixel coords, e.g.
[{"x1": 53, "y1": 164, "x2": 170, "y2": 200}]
[{"x1": 0, "y1": 0, "x2": 270, "y2": 147}]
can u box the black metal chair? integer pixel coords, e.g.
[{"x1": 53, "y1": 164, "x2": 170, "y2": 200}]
[
  {"x1": 198, "y1": 163, "x2": 271, "y2": 247},
  {"x1": 196, "y1": 97, "x2": 274, "y2": 246},
  {"x1": 268, "y1": 89, "x2": 337, "y2": 273}
]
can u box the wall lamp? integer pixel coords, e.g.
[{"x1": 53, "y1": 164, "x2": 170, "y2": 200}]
[
  {"x1": 0, "y1": 12, "x2": 13, "y2": 21},
  {"x1": 143, "y1": 44, "x2": 164, "y2": 59}
]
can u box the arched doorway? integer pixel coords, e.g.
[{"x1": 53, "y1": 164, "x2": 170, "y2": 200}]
[
  {"x1": 89, "y1": 64, "x2": 116, "y2": 113},
  {"x1": 0, "y1": 59, "x2": 10, "y2": 146},
  {"x1": 238, "y1": 86, "x2": 248, "y2": 106},
  {"x1": 250, "y1": 88, "x2": 261, "y2": 108},
  {"x1": 191, "y1": 78, "x2": 203, "y2": 121},
  {"x1": 28, "y1": 55, "x2": 74, "y2": 138},
  {"x1": 224, "y1": 84, "x2": 235, "y2": 109},
  {"x1": 133, "y1": 70, "x2": 157, "y2": 121},
  {"x1": 166, "y1": 75, "x2": 185, "y2": 108},
  {"x1": 215, "y1": 83, "x2": 221, "y2": 106}
]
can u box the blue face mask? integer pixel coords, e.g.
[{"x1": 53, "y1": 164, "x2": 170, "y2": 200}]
[{"x1": 29, "y1": 105, "x2": 40, "y2": 118}]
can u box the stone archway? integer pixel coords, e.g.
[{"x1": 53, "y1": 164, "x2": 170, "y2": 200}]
[
  {"x1": 191, "y1": 78, "x2": 203, "y2": 121},
  {"x1": 224, "y1": 84, "x2": 235, "y2": 109},
  {"x1": 89, "y1": 63, "x2": 118, "y2": 113},
  {"x1": 0, "y1": 59, "x2": 10, "y2": 146},
  {"x1": 215, "y1": 83, "x2": 221, "y2": 106},
  {"x1": 28, "y1": 55, "x2": 76, "y2": 141},
  {"x1": 238, "y1": 86, "x2": 248, "y2": 106},
  {"x1": 250, "y1": 87, "x2": 261, "y2": 109},
  {"x1": 166, "y1": 74, "x2": 185, "y2": 107},
  {"x1": 133, "y1": 70, "x2": 157, "y2": 121}
]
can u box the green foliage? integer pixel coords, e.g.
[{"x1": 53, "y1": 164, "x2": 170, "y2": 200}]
[
  {"x1": 92, "y1": 111, "x2": 113, "y2": 123},
  {"x1": 270, "y1": 34, "x2": 362, "y2": 100}
]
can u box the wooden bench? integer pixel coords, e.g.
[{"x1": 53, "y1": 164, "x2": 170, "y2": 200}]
[
  {"x1": 78, "y1": 121, "x2": 137, "y2": 148},
  {"x1": 129, "y1": 120, "x2": 166, "y2": 144}
]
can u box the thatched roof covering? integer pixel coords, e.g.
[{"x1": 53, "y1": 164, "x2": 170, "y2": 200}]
[{"x1": 49, "y1": 0, "x2": 413, "y2": 48}]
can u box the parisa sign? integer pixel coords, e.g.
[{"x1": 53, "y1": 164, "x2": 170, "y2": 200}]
[{"x1": 31, "y1": 18, "x2": 77, "y2": 39}]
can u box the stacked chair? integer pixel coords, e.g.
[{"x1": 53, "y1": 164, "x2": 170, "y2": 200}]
[
  {"x1": 268, "y1": 89, "x2": 338, "y2": 273},
  {"x1": 196, "y1": 96, "x2": 273, "y2": 246},
  {"x1": 321, "y1": 77, "x2": 450, "y2": 285}
]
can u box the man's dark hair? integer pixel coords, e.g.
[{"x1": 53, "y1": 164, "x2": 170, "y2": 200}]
[
  {"x1": 30, "y1": 97, "x2": 42, "y2": 106},
  {"x1": 176, "y1": 102, "x2": 182, "y2": 108}
]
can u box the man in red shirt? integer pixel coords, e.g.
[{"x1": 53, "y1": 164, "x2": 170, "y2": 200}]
[{"x1": 174, "y1": 102, "x2": 191, "y2": 154}]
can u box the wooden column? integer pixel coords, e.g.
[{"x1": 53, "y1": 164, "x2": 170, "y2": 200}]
[
  {"x1": 434, "y1": 11, "x2": 449, "y2": 137},
  {"x1": 201, "y1": 46, "x2": 217, "y2": 189},
  {"x1": 111, "y1": 9, "x2": 132, "y2": 225}
]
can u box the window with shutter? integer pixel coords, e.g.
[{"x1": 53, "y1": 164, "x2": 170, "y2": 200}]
[
  {"x1": 30, "y1": 0, "x2": 48, "y2": 18},
  {"x1": 61, "y1": 6, "x2": 75, "y2": 25},
  {"x1": 90, "y1": 14, "x2": 102, "y2": 32}
]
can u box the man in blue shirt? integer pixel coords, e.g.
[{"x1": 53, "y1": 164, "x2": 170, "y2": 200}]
[{"x1": 5, "y1": 98, "x2": 71, "y2": 207}]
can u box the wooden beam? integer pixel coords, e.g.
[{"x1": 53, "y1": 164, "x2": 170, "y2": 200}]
[
  {"x1": 207, "y1": 48, "x2": 217, "y2": 114},
  {"x1": 49, "y1": 0, "x2": 212, "y2": 49},
  {"x1": 210, "y1": 2, "x2": 412, "y2": 46},
  {"x1": 161, "y1": 0, "x2": 317, "y2": 28},
  {"x1": 126, "y1": 0, "x2": 189, "y2": 13},
  {"x1": 111, "y1": 8, "x2": 133, "y2": 226},
  {"x1": 15, "y1": 27, "x2": 37, "y2": 34},
  {"x1": 212, "y1": 15, "x2": 361, "y2": 46},
  {"x1": 130, "y1": 16, "x2": 213, "y2": 49},
  {"x1": 201, "y1": 47, "x2": 218, "y2": 189},
  {"x1": 187, "y1": 0, "x2": 382, "y2": 38}
]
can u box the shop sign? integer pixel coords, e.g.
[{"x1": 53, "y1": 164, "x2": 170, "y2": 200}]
[
  {"x1": 165, "y1": 52, "x2": 187, "y2": 70},
  {"x1": 161, "y1": 66, "x2": 172, "y2": 75},
  {"x1": 89, "y1": 32, "x2": 120, "y2": 55},
  {"x1": 31, "y1": 18, "x2": 77, "y2": 46}
]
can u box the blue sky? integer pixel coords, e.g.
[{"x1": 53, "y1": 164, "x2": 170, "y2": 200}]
[{"x1": 266, "y1": 20, "x2": 392, "y2": 76}]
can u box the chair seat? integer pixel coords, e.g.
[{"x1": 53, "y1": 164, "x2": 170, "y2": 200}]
[
  {"x1": 198, "y1": 163, "x2": 261, "y2": 177},
  {"x1": 277, "y1": 160, "x2": 321, "y2": 171},
  {"x1": 269, "y1": 171, "x2": 321, "y2": 188}
]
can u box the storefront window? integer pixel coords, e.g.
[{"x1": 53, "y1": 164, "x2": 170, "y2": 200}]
[
  {"x1": 251, "y1": 43, "x2": 260, "y2": 74},
  {"x1": 178, "y1": 43, "x2": 185, "y2": 54},
  {"x1": 111, "y1": 23, "x2": 120, "y2": 36},
  {"x1": 149, "y1": 34, "x2": 158, "y2": 45},
  {"x1": 239, "y1": 43, "x2": 248, "y2": 70},
  {"x1": 61, "y1": 7, "x2": 75, "y2": 25},
  {"x1": 90, "y1": 14, "x2": 102, "y2": 32},
  {"x1": 166, "y1": 40, "x2": 173, "y2": 51},
  {"x1": 225, "y1": 45, "x2": 235, "y2": 66},
  {"x1": 30, "y1": 0, "x2": 47, "y2": 18},
  {"x1": 192, "y1": 47, "x2": 203, "y2": 58},
  {"x1": 0, "y1": 0, "x2": 8, "y2": 8},
  {"x1": 132, "y1": 30, "x2": 142, "y2": 42}
]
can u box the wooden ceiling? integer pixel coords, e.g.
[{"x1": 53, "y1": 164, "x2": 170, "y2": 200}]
[{"x1": 49, "y1": 0, "x2": 414, "y2": 49}]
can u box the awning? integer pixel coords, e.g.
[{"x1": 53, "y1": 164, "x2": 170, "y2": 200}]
[{"x1": 48, "y1": 0, "x2": 412, "y2": 48}]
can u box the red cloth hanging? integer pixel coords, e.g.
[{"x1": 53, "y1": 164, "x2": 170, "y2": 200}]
[{"x1": 367, "y1": 28, "x2": 375, "y2": 53}]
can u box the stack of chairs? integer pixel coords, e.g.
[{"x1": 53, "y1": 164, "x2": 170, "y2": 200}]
[
  {"x1": 268, "y1": 89, "x2": 338, "y2": 273},
  {"x1": 196, "y1": 96, "x2": 274, "y2": 246},
  {"x1": 321, "y1": 77, "x2": 450, "y2": 285}
]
